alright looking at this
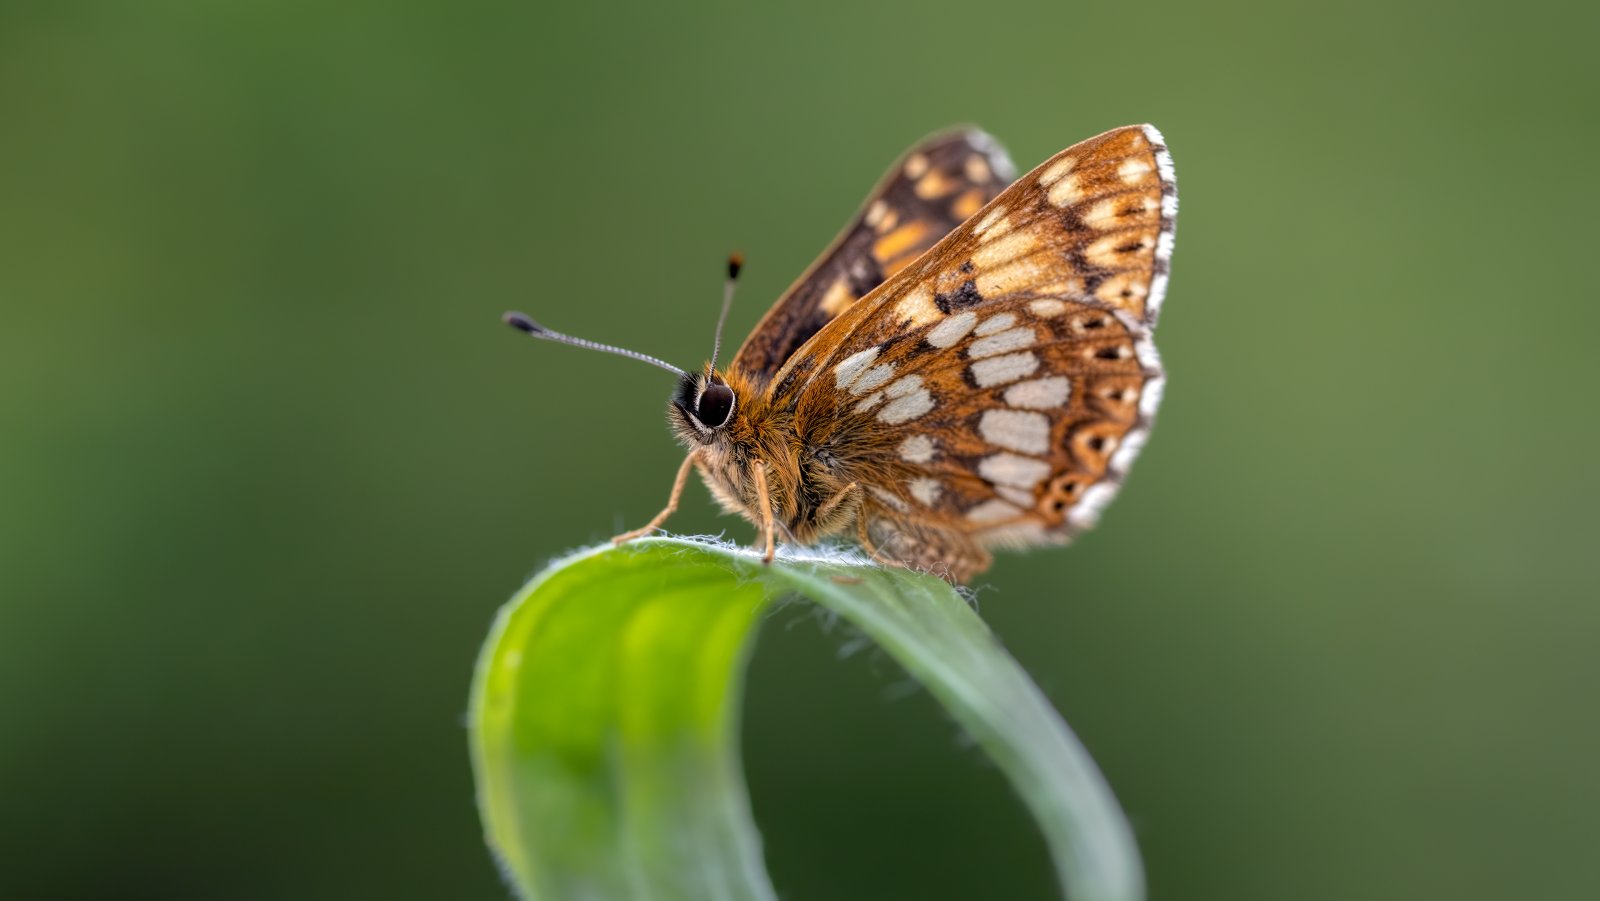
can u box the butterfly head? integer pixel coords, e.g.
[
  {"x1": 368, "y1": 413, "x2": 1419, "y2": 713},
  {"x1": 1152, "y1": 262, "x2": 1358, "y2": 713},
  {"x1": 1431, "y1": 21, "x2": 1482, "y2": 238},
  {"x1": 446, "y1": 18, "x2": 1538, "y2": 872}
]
[{"x1": 670, "y1": 366, "x2": 738, "y2": 442}]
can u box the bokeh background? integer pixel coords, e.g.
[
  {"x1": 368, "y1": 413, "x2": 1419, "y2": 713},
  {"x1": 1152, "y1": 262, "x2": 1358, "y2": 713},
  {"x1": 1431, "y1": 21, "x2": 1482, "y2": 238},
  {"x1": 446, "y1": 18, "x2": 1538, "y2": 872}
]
[{"x1": 4, "y1": 1, "x2": 1597, "y2": 898}]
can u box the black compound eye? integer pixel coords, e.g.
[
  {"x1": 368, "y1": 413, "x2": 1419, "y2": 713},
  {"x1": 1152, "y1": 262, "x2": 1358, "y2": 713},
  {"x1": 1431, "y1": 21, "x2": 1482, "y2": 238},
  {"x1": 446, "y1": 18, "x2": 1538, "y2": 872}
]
[{"x1": 696, "y1": 383, "x2": 735, "y2": 428}]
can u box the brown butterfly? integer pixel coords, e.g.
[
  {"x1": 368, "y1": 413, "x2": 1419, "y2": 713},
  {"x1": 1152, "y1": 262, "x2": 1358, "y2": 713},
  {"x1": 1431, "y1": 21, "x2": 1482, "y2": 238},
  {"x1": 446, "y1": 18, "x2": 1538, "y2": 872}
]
[{"x1": 506, "y1": 125, "x2": 1176, "y2": 583}]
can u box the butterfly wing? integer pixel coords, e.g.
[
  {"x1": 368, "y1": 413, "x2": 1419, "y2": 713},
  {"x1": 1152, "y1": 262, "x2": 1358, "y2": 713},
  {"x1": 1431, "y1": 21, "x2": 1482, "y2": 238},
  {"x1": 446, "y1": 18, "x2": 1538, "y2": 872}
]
[
  {"x1": 730, "y1": 128, "x2": 1016, "y2": 384},
  {"x1": 766, "y1": 125, "x2": 1176, "y2": 578}
]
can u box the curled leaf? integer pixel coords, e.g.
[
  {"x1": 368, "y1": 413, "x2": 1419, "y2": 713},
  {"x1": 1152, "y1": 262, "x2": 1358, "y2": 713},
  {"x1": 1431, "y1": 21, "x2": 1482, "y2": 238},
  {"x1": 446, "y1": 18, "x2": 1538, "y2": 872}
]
[{"x1": 470, "y1": 536, "x2": 1143, "y2": 900}]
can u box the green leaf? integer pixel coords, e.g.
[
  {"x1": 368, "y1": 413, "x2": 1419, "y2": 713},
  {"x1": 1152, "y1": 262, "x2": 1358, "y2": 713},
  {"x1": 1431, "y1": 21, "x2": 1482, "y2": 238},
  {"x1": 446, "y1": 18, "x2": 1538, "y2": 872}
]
[{"x1": 469, "y1": 536, "x2": 1144, "y2": 901}]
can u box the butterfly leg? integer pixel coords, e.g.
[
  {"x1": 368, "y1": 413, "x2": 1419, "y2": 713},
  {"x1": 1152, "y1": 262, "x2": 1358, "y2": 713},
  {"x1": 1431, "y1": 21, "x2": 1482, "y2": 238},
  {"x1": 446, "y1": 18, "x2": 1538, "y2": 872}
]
[
  {"x1": 854, "y1": 516, "x2": 894, "y2": 568},
  {"x1": 612, "y1": 450, "x2": 699, "y2": 545},
  {"x1": 750, "y1": 461, "x2": 776, "y2": 564},
  {"x1": 815, "y1": 481, "x2": 860, "y2": 521}
]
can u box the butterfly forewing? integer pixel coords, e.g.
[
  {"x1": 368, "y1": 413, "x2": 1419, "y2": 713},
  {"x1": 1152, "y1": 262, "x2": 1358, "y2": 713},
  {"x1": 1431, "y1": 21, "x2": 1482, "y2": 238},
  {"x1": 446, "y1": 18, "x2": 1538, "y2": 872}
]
[
  {"x1": 770, "y1": 125, "x2": 1176, "y2": 556},
  {"x1": 731, "y1": 128, "x2": 1016, "y2": 384}
]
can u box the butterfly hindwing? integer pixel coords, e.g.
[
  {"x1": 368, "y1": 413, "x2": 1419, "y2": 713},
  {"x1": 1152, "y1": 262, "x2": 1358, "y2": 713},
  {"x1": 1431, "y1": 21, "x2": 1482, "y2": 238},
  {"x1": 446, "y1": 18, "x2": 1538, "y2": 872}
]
[
  {"x1": 730, "y1": 129, "x2": 1016, "y2": 385},
  {"x1": 772, "y1": 125, "x2": 1176, "y2": 566}
]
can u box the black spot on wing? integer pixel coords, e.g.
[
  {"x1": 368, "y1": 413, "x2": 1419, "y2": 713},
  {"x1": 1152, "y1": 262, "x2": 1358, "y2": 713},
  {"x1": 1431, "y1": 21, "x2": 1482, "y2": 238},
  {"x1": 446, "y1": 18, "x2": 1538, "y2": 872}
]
[
  {"x1": 934, "y1": 279, "x2": 983, "y2": 314},
  {"x1": 875, "y1": 333, "x2": 908, "y2": 353}
]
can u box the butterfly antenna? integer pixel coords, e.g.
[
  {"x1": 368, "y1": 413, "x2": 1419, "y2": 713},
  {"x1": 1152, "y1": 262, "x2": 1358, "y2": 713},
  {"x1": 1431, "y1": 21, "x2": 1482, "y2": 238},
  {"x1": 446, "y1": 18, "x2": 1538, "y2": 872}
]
[
  {"x1": 502, "y1": 312, "x2": 687, "y2": 378},
  {"x1": 708, "y1": 252, "x2": 743, "y2": 373}
]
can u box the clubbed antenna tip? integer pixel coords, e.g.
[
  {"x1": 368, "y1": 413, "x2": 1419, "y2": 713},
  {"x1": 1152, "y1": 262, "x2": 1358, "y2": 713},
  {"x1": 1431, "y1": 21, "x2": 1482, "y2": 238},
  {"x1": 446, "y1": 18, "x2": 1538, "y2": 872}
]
[
  {"x1": 503, "y1": 311, "x2": 542, "y2": 334},
  {"x1": 710, "y1": 253, "x2": 744, "y2": 372}
]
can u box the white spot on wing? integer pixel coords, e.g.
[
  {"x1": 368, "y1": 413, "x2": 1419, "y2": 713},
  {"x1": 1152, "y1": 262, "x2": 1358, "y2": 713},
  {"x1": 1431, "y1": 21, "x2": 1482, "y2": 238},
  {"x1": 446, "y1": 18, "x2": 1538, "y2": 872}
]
[
  {"x1": 925, "y1": 310, "x2": 978, "y2": 348},
  {"x1": 969, "y1": 351, "x2": 1039, "y2": 387},
  {"x1": 972, "y1": 207, "x2": 1008, "y2": 237},
  {"x1": 979, "y1": 409, "x2": 1050, "y2": 453},
  {"x1": 974, "y1": 312, "x2": 1017, "y2": 336},
  {"x1": 899, "y1": 434, "x2": 936, "y2": 464},
  {"x1": 1047, "y1": 174, "x2": 1083, "y2": 207},
  {"x1": 971, "y1": 228, "x2": 1037, "y2": 269},
  {"x1": 885, "y1": 374, "x2": 924, "y2": 398},
  {"x1": 879, "y1": 382, "x2": 934, "y2": 424},
  {"x1": 849, "y1": 363, "x2": 896, "y2": 395},
  {"x1": 1038, "y1": 155, "x2": 1076, "y2": 186},
  {"x1": 833, "y1": 348, "x2": 880, "y2": 390},
  {"x1": 966, "y1": 498, "x2": 1022, "y2": 524},
  {"x1": 895, "y1": 285, "x2": 941, "y2": 325},
  {"x1": 908, "y1": 477, "x2": 943, "y2": 506},
  {"x1": 1117, "y1": 157, "x2": 1154, "y2": 182},
  {"x1": 852, "y1": 391, "x2": 884, "y2": 414},
  {"x1": 1028, "y1": 298, "x2": 1067, "y2": 318},
  {"x1": 978, "y1": 452, "x2": 1051, "y2": 488},
  {"x1": 995, "y1": 485, "x2": 1036, "y2": 507},
  {"x1": 968, "y1": 327, "x2": 1036, "y2": 359},
  {"x1": 1004, "y1": 376, "x2": 1071, "y2": 409}
]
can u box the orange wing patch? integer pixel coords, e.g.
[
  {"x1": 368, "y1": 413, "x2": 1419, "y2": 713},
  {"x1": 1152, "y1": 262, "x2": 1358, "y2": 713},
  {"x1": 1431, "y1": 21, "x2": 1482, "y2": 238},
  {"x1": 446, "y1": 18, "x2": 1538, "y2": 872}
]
[
  {"x1": 872, "y1": 220, "x2": 937, "y2": 273},
  {"x1": 730, "y1": 129, "x2": 1016, "y2": 384}
]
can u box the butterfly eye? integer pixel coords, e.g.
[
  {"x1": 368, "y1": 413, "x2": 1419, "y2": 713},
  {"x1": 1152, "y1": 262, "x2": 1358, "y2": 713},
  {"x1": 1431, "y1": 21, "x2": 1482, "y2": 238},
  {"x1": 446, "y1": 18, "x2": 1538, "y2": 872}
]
[{"x1": 696, "y1": 382, "x2": 735, "y2": 428}]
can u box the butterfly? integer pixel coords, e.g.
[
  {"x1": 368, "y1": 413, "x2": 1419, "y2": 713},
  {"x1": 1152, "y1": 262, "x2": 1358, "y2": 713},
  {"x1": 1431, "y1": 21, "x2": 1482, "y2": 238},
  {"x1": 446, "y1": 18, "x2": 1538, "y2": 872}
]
[{"x1": 506, "y1": 124, "x2": 1176, "y2": 583}]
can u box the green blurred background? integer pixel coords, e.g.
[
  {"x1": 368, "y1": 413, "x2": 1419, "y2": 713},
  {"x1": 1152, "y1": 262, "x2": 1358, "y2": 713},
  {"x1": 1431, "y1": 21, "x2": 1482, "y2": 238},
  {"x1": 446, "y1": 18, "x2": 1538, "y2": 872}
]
[{"x1": 3, "y1": 1, "x2": 1596, "y2": 898}]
